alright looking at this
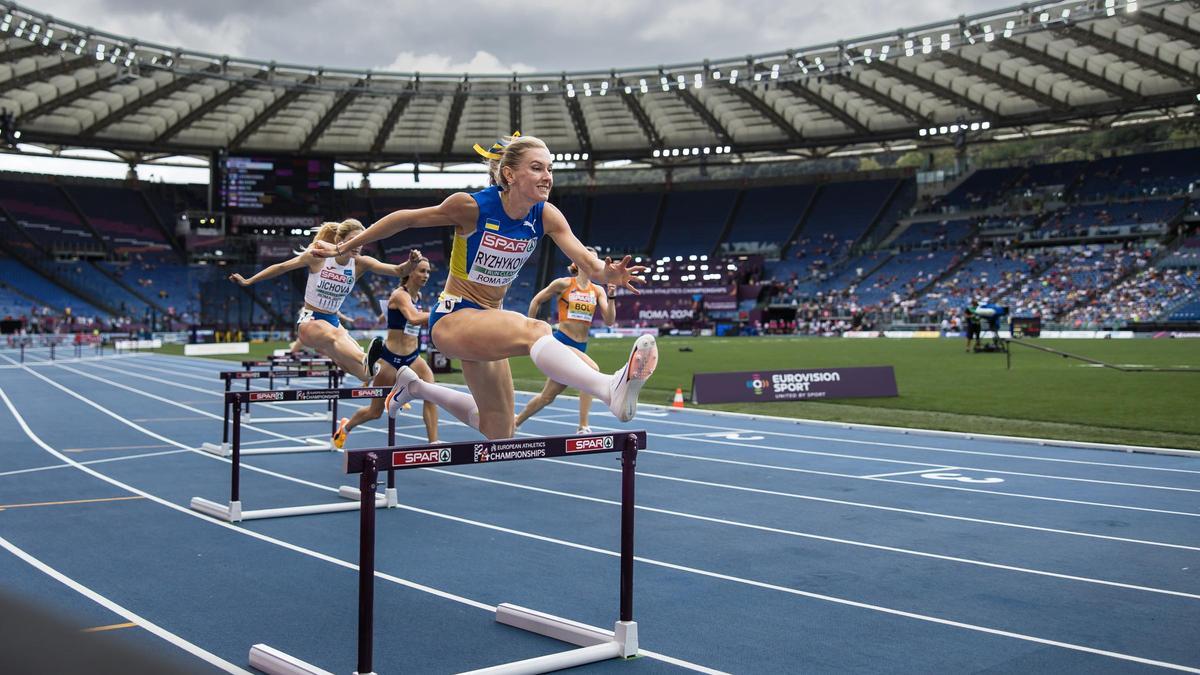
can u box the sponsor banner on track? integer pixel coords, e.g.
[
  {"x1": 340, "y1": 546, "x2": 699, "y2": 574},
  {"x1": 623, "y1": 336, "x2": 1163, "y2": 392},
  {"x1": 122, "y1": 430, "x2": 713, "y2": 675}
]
[
  {"x1": 566, "y1": 436, "x2": 615, "y2": 453},
  {"x1": 392, "y1": 447, "x2": 452, "y2": 467},
  {"x1": 295, "y1": 389, "x2": 339, "y2": 401},
  {"x1": 472, "y1": 439, "x2": 548, "y2": 463},
  {"x1": 692, "y1": 366, "x2": 898, "y2": 404}
]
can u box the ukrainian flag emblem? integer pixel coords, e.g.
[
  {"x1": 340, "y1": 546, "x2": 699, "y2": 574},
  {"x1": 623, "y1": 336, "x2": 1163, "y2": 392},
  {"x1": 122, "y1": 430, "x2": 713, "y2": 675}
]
[{"x1": 484, "y1": 219, "x2": 500, "y2": 231}]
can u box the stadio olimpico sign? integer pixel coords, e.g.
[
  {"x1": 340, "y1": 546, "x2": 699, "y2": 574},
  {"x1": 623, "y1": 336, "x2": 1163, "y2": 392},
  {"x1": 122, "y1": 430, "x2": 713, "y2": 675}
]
[{"x1": 691, "y1": 366, "x2": 898, "y2": 404}]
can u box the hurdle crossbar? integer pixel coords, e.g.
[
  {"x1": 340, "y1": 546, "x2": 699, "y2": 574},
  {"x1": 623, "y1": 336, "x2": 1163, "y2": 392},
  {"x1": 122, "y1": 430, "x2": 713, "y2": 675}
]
[
  {"x1": 190, "y1": 390, "x2": 398, "y2": 523},
  {"x1": 214, "y1": 369, "x2": 342, "y2": 449},
  {"x1": 249, "y1": 430, "x2": 645, "y2": 675}
]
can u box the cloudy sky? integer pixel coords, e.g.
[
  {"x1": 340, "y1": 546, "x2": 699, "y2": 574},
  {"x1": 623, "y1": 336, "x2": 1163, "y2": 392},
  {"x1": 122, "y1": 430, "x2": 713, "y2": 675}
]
[{"x1": 29, "y1": 0, "x2": 1010, "y2": 74}]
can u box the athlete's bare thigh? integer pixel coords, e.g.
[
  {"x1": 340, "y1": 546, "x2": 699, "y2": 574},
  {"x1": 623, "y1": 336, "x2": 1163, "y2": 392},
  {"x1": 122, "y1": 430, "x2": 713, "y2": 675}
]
[{"x1": 431, "y1": 308, "x2": 549, "y2": 362}]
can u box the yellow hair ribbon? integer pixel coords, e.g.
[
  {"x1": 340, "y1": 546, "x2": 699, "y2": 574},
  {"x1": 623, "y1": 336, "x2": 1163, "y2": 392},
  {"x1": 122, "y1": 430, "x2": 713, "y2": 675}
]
[
  {"x1": 473, "y1": 131, "x2": 522, "y2": 160},
  {"x1": 473, "y1": 144, "x2": 501, "y2": 160}
]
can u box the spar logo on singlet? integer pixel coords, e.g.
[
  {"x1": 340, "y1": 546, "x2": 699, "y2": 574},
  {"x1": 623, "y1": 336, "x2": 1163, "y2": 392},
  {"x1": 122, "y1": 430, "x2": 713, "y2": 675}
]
[
  {"x1": 316, "y1": 266, "x2": 354, "y2": 302},
  {"x1": 468, "y1": 231, "x2": 537, "y2": 286}
]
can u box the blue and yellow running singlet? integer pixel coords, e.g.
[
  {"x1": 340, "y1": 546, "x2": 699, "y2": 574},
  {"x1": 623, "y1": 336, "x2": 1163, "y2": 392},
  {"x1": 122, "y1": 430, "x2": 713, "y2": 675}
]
[{"x1": 444, "y1": 185, "x2": 544, "y2": 308}]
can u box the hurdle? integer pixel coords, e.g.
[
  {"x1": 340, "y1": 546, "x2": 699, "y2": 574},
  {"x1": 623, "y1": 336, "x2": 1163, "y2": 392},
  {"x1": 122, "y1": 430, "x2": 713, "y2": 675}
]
[
  {"x1": 200, "y1": 374, "x2": 364, "y2": 457},
  {"x1": 243, "y1": 358, "x2": 341, "y2": 421},
  {"x1": 249, "y1": 430, "x2": 644, "y2": 675},
  {"x1": 235, "y1": 362, "x2": 342, "y2": 421},
  {"x1": 191, "y1": 387, "x2": 400, "y2": 522}
]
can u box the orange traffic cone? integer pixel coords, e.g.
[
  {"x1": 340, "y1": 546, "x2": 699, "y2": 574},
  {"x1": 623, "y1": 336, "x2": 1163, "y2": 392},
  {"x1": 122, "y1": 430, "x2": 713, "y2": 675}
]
[{"x1": 672, "y1": 388, "x2": 685, "y2": 409}]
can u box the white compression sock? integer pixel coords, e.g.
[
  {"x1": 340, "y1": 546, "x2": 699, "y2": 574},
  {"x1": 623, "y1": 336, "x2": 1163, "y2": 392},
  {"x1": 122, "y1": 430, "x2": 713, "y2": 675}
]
[
  {"x1": 529, "y1": 335, "x2": 612, "y2": 404},
  {"x1": 409, "y1": 379, "x2": 480, "y2": 430}
]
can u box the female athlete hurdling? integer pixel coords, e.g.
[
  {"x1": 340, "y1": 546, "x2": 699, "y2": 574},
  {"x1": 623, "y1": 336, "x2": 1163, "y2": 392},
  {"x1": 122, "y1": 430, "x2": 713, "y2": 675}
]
[
  {"x1": 332, "y1": 257, "x2": 439, "y2": 448},
  {"x1": 515, "y1": 247, "x2": 617, "y2": 433},
  {"x1": 311, "y1": 133, "x2": 657, "y2": 440},
  {"x1": 229, "y1": 219, "x2": 421, "y2": 382}
]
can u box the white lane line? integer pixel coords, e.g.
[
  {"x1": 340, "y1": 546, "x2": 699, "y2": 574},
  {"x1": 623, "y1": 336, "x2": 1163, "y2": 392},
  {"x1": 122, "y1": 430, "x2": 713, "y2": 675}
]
[
  {"x1": 429, "y1": 466, "x2": 1200, "y2": 599},
  {"x1": 660, "y1": 425, "x2": 1200, "y2": 474},
  {"x1": 0, "y1": 450, "x2": 191, "y2": 478},
  {"x1": 377, "y1": 501, "x2": 1200, "y2": 674},
  {"x1": 554, "y1": 457, "x2": 1200, "y2": 552},
  {"x1": 63, "y1": 359, "x2": 1200, "y2": 551},
  {"x1": 0, "y1": 536, "x2": 250, "y2": 674},
  {"x1": 650, "y1": 439, "x2": 1200, "y2": 518},
  {"x1": 527, "y1": 413, "x2": 1200, "y2": 513},
  {"x1": 0, "y1": 382, "x2": 724, "y2": 675},
  {"x1": 14, "y1": 360, "x2": 1200, "y2": 671},
  {"x1": 661, "y1": 432, "x2": 1200, "y2": 492},
  {"x1": 859, "y1": 467, "x2": 958, "y2": 480}
]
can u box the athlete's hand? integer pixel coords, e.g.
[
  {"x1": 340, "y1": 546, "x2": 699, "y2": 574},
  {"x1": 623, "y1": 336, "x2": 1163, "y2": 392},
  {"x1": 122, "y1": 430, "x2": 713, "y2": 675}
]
[
  {"x1": 396, "y1": 248, "x2": 423, "y2": 275},
  {"x1": 309, "y1": 240, "x2": 338, "y2": 258},
  {"x1": 228, "y1": 273, "x2": 249, "y2": 286},
  {"x1": 603, "y1": 255, "x2": 648, "y2": 295},
  {"x1": 606, "y1": 283, "x2": 618, "y2": 297}
]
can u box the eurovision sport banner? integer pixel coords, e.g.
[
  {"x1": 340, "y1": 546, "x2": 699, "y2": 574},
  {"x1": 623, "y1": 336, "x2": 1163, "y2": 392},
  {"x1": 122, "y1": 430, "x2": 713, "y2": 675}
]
[{"x1": 691, "y1": 366, "x2": 898, "y2": 404}]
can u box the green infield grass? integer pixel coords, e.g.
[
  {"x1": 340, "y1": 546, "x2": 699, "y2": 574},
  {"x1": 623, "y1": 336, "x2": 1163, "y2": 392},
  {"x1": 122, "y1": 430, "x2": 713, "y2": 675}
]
[{"x1": 157, "y1": 336, "x2": 1200, "y2": 451}]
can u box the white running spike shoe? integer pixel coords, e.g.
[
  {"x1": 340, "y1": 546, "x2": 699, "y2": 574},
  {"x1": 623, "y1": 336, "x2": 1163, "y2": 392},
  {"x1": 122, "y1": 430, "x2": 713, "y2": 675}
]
[
  {"x1": 385, "y1": 366, "x2": 420, "y2": 418},
  {"x1": 607, "y1": 334, "x2": 658, "y2": 423},
  {"x1": 576, "y1": 426, "x2": 592, "y2": 434}
]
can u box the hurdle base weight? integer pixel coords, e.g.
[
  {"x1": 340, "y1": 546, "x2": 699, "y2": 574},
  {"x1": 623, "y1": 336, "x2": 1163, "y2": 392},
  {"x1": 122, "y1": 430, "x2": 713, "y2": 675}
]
[
  {"x1": 338, "y1": 485, "x2": 397, "y2": 508},
  {"x1": 190, "y1": 497, "x2": 242, "y2": 522},
  {"x1": 249, "y1": 643, "x2": 339, "y2": 675},
  {"x1": 199, "y1": 442, "x2": 230, "y2": 457}
]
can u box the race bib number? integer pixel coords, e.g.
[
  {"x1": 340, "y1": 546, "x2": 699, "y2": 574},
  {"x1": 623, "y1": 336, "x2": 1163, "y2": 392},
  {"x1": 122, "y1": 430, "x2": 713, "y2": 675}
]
[
  {"x1": 437, "y1": 293, "x2": 462, "y2": 314},
  {"x1": 403, "y1": 322, "x2": 421, "y2": 337},
  {"x1": 468, "y1": 232, "x2": 537, "y2": 286},
  {"x1": 566, "y1": 289, "x2": 596, "y2": 322}
]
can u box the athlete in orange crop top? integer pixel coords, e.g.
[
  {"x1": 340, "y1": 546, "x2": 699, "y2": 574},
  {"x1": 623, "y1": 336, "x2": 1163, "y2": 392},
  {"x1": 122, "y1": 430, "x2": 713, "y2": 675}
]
[{"x1": 515, "y1": 247, "x2": 616, "y2": 433}]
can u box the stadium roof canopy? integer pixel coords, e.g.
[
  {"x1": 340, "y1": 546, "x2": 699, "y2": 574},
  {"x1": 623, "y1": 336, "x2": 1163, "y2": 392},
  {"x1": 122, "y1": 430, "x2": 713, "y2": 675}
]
[{"x1": 1, "y1": 0, "x2": 1198, "y2": 171}]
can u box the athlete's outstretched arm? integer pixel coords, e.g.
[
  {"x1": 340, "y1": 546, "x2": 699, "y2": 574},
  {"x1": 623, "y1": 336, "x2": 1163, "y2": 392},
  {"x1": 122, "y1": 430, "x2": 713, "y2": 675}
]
[
  {"x1": 543, "y1": 203, "x2": 648, "y2": 294},
  {"x1": 228, "y1": 253, "x2": 312, "y2": 286},
  {"x1": 527, "y1": 278, "x2": 570, "y2": 318},
  {"x1": 311, "y1": 193, "x2": 477, "y2": 258},
  {"x1": 355, "y1": 249, "x2": 423, "y2": 278}
]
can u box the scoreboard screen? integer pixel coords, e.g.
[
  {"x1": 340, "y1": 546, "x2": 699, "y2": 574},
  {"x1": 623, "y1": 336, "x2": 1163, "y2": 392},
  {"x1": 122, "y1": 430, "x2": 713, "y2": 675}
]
[{"x1": 215, "y1": 154, "x2": 334, "y2": 231}]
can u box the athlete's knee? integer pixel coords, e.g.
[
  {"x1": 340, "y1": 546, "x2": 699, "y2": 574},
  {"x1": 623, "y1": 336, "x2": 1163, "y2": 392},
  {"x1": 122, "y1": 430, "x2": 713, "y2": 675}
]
[
  {"x1": 524, "y1": 318, "x2": 552, "y2": 344},
  {"x1": 479, "y1": 416, "x2": 514, "y2": 440}
]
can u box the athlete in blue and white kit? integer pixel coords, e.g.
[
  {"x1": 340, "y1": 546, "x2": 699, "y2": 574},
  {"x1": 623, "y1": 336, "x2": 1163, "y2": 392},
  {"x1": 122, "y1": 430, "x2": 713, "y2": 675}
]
[
  {"x1": 332, "y1": 257, "x2": 439, "y2": 447},
  {"x1": 230, "y1": 218, "x2": 420, "y2": 382},
  {"x1": 312, "y1": 134, "x2": 657, "y2": 440}
]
